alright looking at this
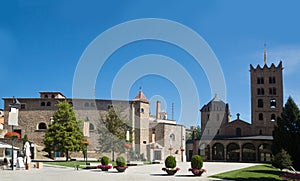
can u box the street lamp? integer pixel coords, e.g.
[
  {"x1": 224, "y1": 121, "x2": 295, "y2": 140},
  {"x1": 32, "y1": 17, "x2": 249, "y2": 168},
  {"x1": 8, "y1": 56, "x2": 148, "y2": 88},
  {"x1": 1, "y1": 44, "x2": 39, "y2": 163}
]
[{"x1": 8, "y1": 97, "x2": 21, "y2": 171}]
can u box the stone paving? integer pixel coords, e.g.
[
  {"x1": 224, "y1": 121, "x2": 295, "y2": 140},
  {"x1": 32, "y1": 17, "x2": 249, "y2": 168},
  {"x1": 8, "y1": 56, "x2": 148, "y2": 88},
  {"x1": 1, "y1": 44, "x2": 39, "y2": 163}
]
[{"x1": 0, "y1": 162, "x2": 259, "y2": 181}]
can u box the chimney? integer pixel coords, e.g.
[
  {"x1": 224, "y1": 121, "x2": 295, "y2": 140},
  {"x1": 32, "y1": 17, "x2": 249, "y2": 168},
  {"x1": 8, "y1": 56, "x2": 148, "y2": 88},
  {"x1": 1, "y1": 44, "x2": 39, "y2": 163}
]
[{"x1": 156, "y1": 101, "x2": 161, "y2": 120}]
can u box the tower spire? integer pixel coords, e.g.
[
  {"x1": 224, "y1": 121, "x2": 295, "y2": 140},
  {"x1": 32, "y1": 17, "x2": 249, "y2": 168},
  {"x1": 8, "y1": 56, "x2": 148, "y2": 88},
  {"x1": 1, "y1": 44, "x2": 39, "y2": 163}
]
[{"x1": 264, "y1": 43, "x2": 267, "y2": 65}]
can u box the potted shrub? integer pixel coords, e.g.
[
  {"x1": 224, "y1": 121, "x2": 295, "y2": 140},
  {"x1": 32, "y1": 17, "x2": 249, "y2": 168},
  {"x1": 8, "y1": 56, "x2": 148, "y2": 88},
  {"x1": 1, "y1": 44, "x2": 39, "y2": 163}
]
[
  {"x1": 188, "y1": 155, "x2": 206, "y2": 176},
  {"x1": 97, "y1": 156, "x2": 112, "y2": 171},
  {"x1": 114, "y1": 156, "x2": 128, "y2": 172},
  {"x1": 162, "y1": 155, "x2": 180, "y2": 175}
]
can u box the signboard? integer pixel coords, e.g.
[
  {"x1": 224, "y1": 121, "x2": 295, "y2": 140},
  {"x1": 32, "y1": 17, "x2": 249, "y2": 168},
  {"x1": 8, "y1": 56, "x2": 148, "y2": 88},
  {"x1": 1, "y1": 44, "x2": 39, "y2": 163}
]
[
  {"x1": 8, "y1": 107, "x2": 18, "y2": 126},
  {"x1": 83, "y1": 121, "x2": 90, "y2": 137}
]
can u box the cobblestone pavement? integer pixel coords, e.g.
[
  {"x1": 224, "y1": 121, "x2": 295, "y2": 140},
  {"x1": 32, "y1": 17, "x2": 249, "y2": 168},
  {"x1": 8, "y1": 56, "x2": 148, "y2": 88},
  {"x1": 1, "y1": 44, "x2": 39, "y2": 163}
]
[{"x1": 0, "y1": 162, "x2": 259, "y2": 181}]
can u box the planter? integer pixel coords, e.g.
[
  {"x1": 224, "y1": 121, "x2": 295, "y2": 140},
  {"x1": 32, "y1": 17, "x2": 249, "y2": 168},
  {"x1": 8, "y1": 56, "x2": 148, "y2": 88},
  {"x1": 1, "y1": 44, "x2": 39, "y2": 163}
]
[
  {"x1": 162, "y1": 168, "x2": 180, "y2": 175},
  {"x1": 101, "y1": 167, "x2": 109, "y2": 171},
  {"x1": 166, "y1": 169, "x2": 177, "y2": 175},
  {"x1": 189, "y1": 168, "x2": 206, "y2": 176},
  {"x1": 98, "y1": 165, "x2": 112, "y2": 171},
  {"x1": 115, "y1": 166, "x2": 127, "y2": 172}
]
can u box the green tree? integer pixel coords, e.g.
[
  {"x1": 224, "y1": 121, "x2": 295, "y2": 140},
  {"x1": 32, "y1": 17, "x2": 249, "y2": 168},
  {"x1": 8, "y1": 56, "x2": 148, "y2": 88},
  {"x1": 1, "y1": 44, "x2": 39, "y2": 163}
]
[
  {"x1": 272, "y1": 96, "x2": 300, "y2": 170},
  {"x1": 272, "y1": 149, "x2": 292, "y2": 170},
  {"x1": 43, "y1": 101, "x2": 84, "y2": 161},
  {"x1": 97, "y1": 108, "x2": 128, "y2": 161}
]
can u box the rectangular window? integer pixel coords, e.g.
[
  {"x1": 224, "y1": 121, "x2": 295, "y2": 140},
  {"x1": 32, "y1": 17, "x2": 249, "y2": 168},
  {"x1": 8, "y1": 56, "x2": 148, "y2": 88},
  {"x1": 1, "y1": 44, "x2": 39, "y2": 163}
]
[
  {"x1": 269, "y1": 77, "x2": 276, "y2": 84},
  {"x1": 258, "y1": 99, "x2": 263, "y2": 108}
]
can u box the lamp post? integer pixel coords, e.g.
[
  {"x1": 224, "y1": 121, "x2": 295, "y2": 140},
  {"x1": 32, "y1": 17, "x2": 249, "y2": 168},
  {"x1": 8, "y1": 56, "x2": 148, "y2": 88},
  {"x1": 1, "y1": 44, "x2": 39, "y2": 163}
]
[{"x1": 8, "y1": 97, "x2": 21, "y2": 171}]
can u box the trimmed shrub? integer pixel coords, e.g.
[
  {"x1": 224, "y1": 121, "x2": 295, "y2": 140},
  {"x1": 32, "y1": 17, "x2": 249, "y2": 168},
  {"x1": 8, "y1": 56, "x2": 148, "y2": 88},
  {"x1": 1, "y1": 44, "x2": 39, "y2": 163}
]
[
  {"x1": 272, "y1": 149, "x2": 292, "y2": 170},
  {"x1": 116, "y1": 156, "x2": 126, "y2": 167},
  {"x1": 101, "y1": 156, "x2": 110, "y2": 165},
  {"x1": 191, "y1": 155, "x2": 203, "y2": 169},
  {"x1": 165, "y1": 155, "x2": 176, "y2": 168}
]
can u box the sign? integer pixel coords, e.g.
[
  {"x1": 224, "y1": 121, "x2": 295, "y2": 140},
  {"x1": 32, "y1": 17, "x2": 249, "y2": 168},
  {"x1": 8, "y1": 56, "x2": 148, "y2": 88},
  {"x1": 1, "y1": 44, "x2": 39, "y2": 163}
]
[{"x1": 8, "y1": 107, "x2": 18, "y2": 126}]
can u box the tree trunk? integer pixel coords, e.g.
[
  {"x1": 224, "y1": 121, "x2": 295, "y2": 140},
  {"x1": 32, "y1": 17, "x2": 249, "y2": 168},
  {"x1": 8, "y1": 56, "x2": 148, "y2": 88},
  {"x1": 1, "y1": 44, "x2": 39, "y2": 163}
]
[{"x1": 66, "y1": 150, "x2": 69, "y2": 161}]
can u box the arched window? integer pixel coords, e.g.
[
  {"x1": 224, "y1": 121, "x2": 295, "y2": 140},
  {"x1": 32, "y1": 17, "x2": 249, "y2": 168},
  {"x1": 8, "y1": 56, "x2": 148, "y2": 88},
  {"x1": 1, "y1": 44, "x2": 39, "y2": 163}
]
[
  {"x1": 51, "y1": 94, "x2": 55, "y2": 98},
  {"x1": 270, "y1": 99, "x2": 276, "y2": 108},
  {"x1": 46, "y1": 102, "x2": 51, "y2": 106},
  {"x1": 38, "y1": 122, "x2": 47, "y2": 130},
  {"x1": 41, "y1": 102, "x2": 45, "y2": 106},
  {"x1": 271, "y1": 114, "x2": 276, "y2": 121},
  {"x1": 170, "y1": 133, "x2": 175, "y2": 141},
  {"x1": 84, "y1": 102, "x2": 89, "y2": 107},
  {"x1": 44, "y1": 95, "x2": 48, "y2": 98},
  {"x1": 140, "y1": 108, "x2": 144, "y2": 113},
  {"x1": 259, "y1": 113, "x2": 263, "y2": 120},
  {"x1": 236, "y1": 128, "x2": 241, "y2": 136},
  {"x1": 259, "y1": 130, "x2": 262, "y2": 135},
  {"x1": 89, "y1": 123, "x2": 95, "y2": 131}
]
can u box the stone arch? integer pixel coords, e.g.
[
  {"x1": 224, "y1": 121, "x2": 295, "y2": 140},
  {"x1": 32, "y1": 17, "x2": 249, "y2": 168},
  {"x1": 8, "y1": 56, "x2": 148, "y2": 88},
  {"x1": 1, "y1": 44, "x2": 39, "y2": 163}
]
[
  {"x1": 258, "y1": 143, "x2": 272, "y2": 162},
  {"x1": 226, "y1": 143, "x2": 240, "y2": 161},
  {"x1": 242, "y1": 143, "x2": 256, "y2": 162},
  {"x1": 38, "y1": 122, "x2": 47, "y2": 130},
  {"x1": 212, "y1": 143, "x2": 225, "y2": 160},
  {"x1": 199, "y1": 143, "x2": 210, "y2": 161}
]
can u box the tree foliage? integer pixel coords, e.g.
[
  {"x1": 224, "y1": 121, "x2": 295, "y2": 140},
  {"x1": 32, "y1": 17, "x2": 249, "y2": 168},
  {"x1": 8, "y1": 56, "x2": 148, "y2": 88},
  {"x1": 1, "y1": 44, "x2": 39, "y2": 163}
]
[
  {"x1": 97, "y1": 108, "x2": 128, "y2": 160},
  {"x1": 272, "y1": 96, "x2": 300, "y2": 170},
  {"x1": 43, "y1": 101, "x2": 84, "y2": 160},
  {"x1": 272, "y1": 149, "x2": 292, "y2": 170}
]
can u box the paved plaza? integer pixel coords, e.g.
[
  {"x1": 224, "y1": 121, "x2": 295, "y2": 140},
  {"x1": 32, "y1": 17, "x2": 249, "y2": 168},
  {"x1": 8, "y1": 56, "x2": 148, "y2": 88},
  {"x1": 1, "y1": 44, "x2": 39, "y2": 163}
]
[{"x1": 0, "y1": 162, "x2": 259, "y2": 181}]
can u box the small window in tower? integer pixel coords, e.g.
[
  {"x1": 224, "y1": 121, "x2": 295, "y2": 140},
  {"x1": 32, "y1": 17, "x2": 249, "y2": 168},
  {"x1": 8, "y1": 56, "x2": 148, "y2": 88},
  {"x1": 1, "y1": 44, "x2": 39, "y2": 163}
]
[
  {"x1": 261, "y1": 78, "x2": 264, "y2": 84},
  {"x1": 236, "y1": 128, "x2": 241, "y2": 136},
  {"x1": 89, "y1": 123, "x2": 95, "y2": 132},
  {"x1": 257, "y1": 88, "x2": 261, "y2": 95},
  {"x1": 270, "y1": 99, "x2": 276, "y2": 108},
  {"x1": 261, "y1": 88, "x2": 265, "y2": 95},
  {"x1": 257, "y1": 78, "x2": 260, "y2": 84},
  {"x1": 271, "y1": 114, "x2": 276, "y2": 121},
  {"x1": 51, "y1": 94, "x2": 55, "y2": 98},
  {"x1": 44, "y1": 95, "x2": 48, "y2": 98},
  {"x1": 170, "y1": 133, "x2": 175, "y2": 141},
  {"x1": 259, "y1": 130, "x2": 262, "y2": 135},
  {"x1": 259, "y1": 113, "x2": 263, "y2": 120},
  {"x1": 21, "y1": 104, "x2": 26, "y2": 109},
  {"x1": 258, "y1": 99, "x2": 263, "y2": 108},
  {"x1": 46, "y1": 102, "x2": 51, "y2": 106},
  {"x1": 207, "y1": 114, "x2": 210, "y2": 120},
  {"x1": 140, "y1": 108, "x2": 144, "y2": 113},
  {"x1": 269, "y1": 77, "x2": 276, "y2": 84},
  {"x1": 41, "y1": 102, "x2": 45, "y2": 106},
  {"x1": 269, "y1": 87, "x2": 277, "y2": 95}
]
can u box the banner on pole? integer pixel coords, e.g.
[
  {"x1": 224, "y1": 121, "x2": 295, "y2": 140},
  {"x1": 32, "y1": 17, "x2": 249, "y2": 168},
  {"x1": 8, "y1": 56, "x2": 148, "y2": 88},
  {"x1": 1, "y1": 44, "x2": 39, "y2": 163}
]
[{"x1": 8, "y1": 108, "x2": 19, "y2": 126}]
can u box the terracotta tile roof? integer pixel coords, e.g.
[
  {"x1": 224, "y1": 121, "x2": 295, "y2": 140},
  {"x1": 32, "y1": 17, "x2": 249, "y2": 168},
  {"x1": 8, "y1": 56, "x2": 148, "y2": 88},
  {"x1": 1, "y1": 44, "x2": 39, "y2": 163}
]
[{"x1": 133, "y1": 91, "x2": 149, "y2": 103}]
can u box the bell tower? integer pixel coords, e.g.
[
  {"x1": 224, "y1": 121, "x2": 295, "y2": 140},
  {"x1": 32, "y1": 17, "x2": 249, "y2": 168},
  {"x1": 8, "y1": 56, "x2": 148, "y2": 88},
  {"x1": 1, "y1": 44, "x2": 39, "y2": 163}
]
[
  {"x1": 132, "y1": 90, "x2": 149, "y2": 159},
  {"x1": 250, "y1": 47, "x2": 283, "y2": 136}
]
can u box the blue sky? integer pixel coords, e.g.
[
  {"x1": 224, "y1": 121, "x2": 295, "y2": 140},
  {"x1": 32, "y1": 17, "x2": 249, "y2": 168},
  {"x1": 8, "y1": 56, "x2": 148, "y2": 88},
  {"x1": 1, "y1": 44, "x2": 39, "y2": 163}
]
[{"x1": 1, "y1": 0, "x2": 300, "y2": 127}]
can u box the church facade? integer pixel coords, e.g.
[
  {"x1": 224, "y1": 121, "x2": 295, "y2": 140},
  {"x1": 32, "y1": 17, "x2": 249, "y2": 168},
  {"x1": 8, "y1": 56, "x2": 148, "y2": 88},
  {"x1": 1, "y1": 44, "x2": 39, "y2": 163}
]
[
  {"x1": 2, "y1": 91, "x2": 186, "y2": 162},
  {"x1": 187, "y1": 57, "x2": 283, "y2": 163}
]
